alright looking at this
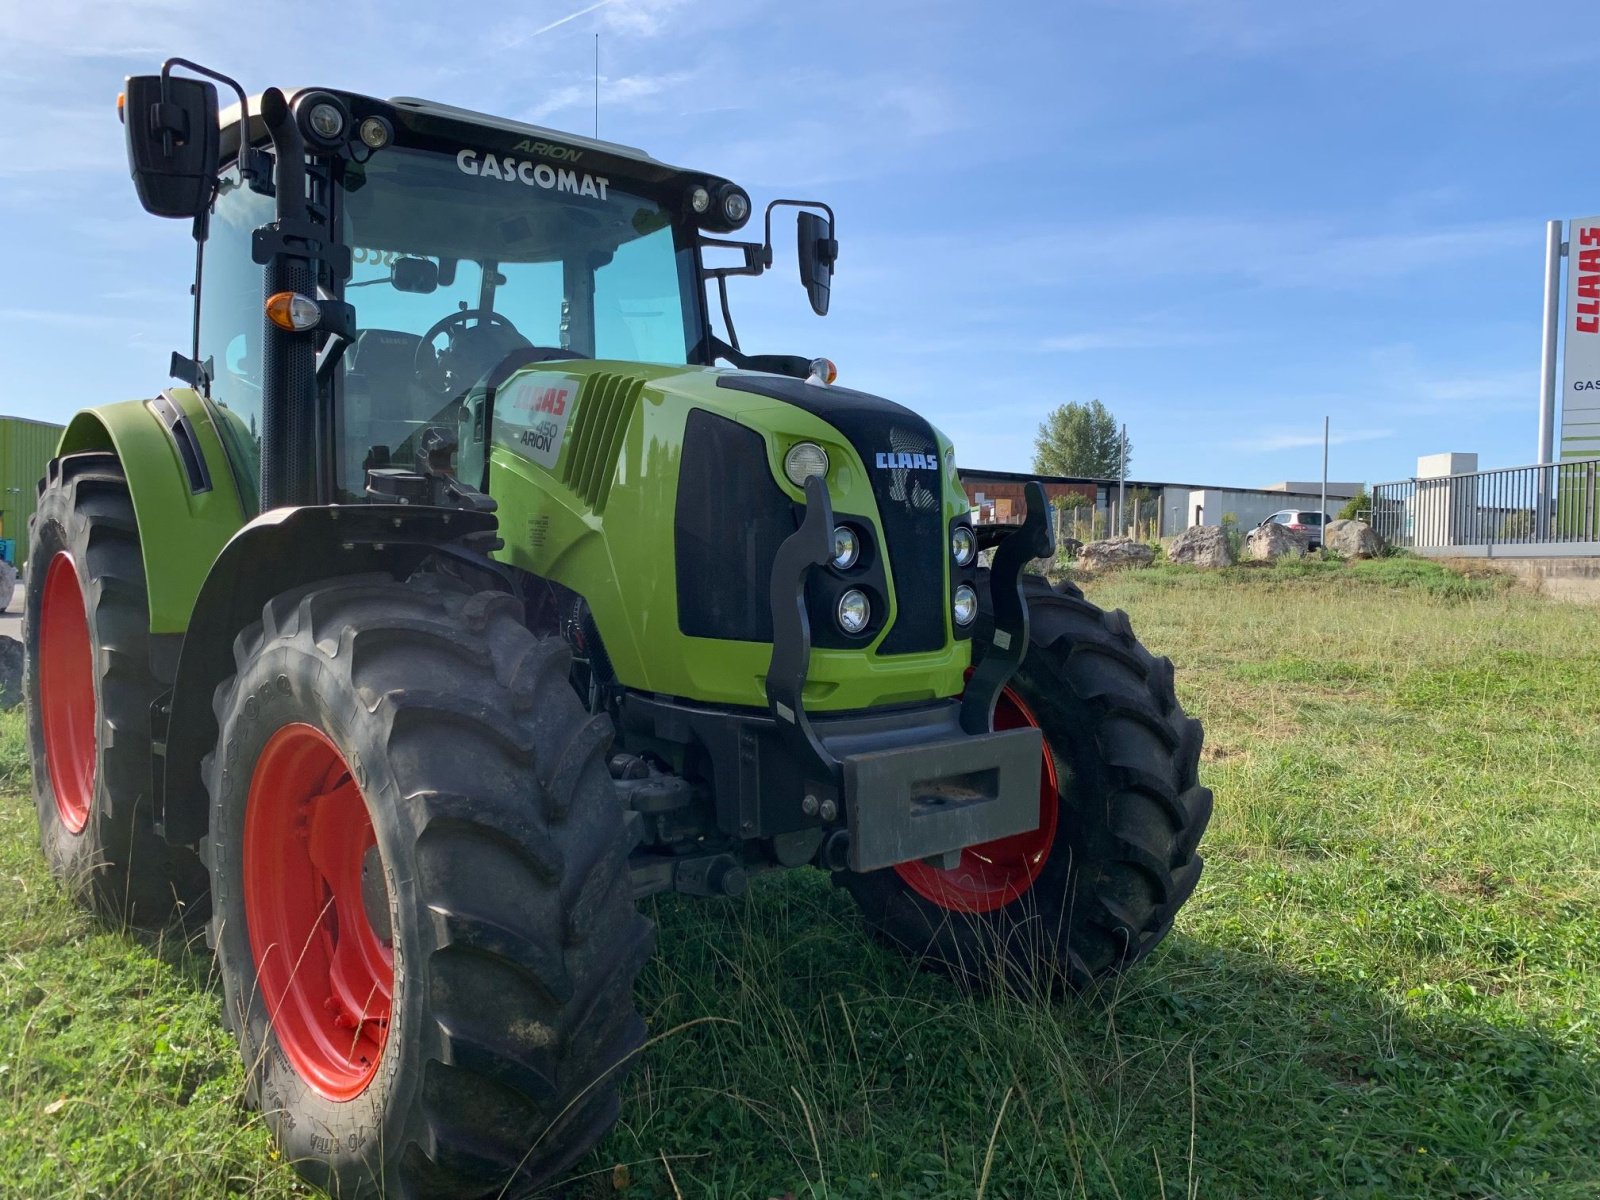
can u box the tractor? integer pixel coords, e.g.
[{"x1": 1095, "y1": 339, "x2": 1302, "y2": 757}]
[{"x1": 25, "y1": 58, "x2": 1212, "y2": 1198}]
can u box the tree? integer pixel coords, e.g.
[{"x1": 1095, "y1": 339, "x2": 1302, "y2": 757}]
[
  {"x1": 1032, "y1": 399, "x2": 1129, "y2": 479},
  {"x1": 1337, "y1": 488, "x2": 1370, "y2": 521}
]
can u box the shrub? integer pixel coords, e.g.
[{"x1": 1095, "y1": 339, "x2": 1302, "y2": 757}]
[
  {"x1": 1220, "y1": 512, "x2": 1245, "y2": 561},
  {"x1": 1337, "y1": 488, "x2": 1370, "y2": 521}
]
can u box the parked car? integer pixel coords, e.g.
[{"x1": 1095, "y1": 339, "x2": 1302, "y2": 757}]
[{"x1": 1256, "y1": 509, "x2": 1332, "y2": 549}]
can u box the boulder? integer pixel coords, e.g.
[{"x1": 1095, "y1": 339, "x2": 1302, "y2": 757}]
[
  {"x1": 0, "y1": 559, "x2": 15, "y2": 612},
  {"x1": 0, "y1": 636, "x2": 20, "y2": 709},
  {"x1": 1079, "y1": 537, "x2": 1155, "y2": 572},
  {"x1": 1245, "y1": 522, "x2": 1308, "y2": 561},
  {"x1": 1323, "y1": 518, "x2": 1383, "y2": 558},
  {"x1": 1167, "y1": 524, "x2": 1233, "y2": 568}
]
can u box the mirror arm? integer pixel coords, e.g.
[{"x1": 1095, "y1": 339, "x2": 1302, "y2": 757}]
[
  {"x1": 699, "y1": 236, "x2": 766, "y2": 279},
  {"x1": 161, "y1": 58, "x2": 255, "y2": 186},
  {"x1": 762, "y1": 198, "x2": 837, "y2": 252}
]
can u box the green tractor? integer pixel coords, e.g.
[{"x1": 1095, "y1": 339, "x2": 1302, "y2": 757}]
[{"x1": 26, "y1": 59, "x2": 1212, "y2": 1197}]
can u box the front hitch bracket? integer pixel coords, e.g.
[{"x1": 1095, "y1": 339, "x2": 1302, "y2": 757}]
[
  {"x1": 765, "y1": 474, "x2": 842, "y2": 794},
  {"x1": 959, "y1": 479, "x2": 1054, "y2": 735}
]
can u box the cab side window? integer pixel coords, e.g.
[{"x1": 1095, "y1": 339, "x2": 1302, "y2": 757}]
[{"x1": 197, "y1": 168, "x2": 275, "y2": 505}]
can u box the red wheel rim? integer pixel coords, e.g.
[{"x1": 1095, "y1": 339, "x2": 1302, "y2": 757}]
[
  {"x1": 894, "y1": 683, "x2": 1060, "y2": 913},
  {"x1": 244, "y1": 723, "x2": 392, "y2": 1101},
  {"x1": 39, "y1": 552, "x2": 96, "y2": 834}
]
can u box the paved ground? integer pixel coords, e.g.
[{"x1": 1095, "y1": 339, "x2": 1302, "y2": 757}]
[{"x1": 1, "y1": 579, "x2": 21, "y2": 642}]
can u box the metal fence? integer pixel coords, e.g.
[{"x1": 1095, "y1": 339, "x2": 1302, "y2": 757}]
[
  {"x1": 1371, "y1": 458, "x2": 1600, "y2": 552},
  {"x1": 1048, "y1": 497, "x2": 1163, "y2": 546}
]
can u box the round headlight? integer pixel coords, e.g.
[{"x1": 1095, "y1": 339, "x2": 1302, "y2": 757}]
[
  {"x1": 358, "y1": 116, "x2": 391, "y2": 149},
  {"x1": 831, "y1": 525, "x2": 859, "y2": 569},
  {"x1": 307, "y1": 102, "x2": 346, "y2": 141},
  {"x1": 784, "y1": 442, "x2": 829, "y2": 486},
  {"x1": 951, "y1": 525, "x2": 976, "y2": 567},
  {"x1": 953, "y1": 583, "x2": 978, "y2": 627},
  {"x1": 689, "y1": 185, "x2": 711, "y2": 214},
  {"x1": 837, "y1": 589, "x2": 870, "y2": 634},
  {"x1": 722, "y1": 188, "x2": 751, "y2": 226}
]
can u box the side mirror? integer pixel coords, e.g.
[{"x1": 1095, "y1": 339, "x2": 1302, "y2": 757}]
[
  {"x1": 796, "y1": 210, "x2": 837, "y2": 316},
  {"x1": 123, "y1": 73, "x2": 219, "y2": 219}
]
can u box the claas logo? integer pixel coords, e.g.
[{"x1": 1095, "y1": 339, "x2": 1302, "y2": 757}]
[
  {"x1": 515, "y1": 385, "x2": 570, "y2": 415},
  {"x1": 1576, "y1": 225, "x2": 1599, "y2": 336},
  {"x1": 533, "y1": 387, "x2": 568, "y2": 416}
]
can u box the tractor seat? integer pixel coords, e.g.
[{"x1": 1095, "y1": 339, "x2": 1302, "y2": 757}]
[{"x1": 344, "y1": 329, "x2": 437, "y2": 424}]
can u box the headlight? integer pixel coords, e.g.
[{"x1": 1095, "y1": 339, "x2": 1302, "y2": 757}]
[
  {"x1": 307, "y1": 102, "x2": 345, "y2": 140},
  {"x1": 689, "y1": 184, "x2": 712, "y2": 214},
  {"x1": 951, "y1": 525, "x2": 976, "y2": 567},
  {"x1": 837, "y1": 589, "x2": 870, "y2": 634},
  {"x1": 952, "y1": 583, "x2": 977, "y2": 627},
  {"x1": 784, "y1": 442, "x2": 829, "y2": 486},
  {"x1": 831, "y1": 525, "x2": 859, "y2": 569},
  {"x1": 358, "y1": 116, "x2": 391, "y2": 149},
  {"x1": 721, "y1": 187, "x2": 751, "y2": 226}
]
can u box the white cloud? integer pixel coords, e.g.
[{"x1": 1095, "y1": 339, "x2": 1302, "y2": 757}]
[
  {"x1": 522, "y1": 70, "x2": 693, "y2": 124},
  {"x1": 971, "y1": 217, "x2": 1530, "y2": 292},
  {"x1": 1233, "y1": 427, "x2": 1395, "y2": 453},
  {"x1": 1039, "y1": 327, "x2": 1218, "y2": 353},
  {"x1": 599, "y1": 0, "x2": 696, "y2": 37}
]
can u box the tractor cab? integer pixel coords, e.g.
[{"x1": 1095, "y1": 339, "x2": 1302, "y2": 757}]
[{"x1": 187, "y1": 86, "x2": 834, "y2": 507}]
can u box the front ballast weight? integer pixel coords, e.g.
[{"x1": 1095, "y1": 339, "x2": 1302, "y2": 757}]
[{"x1": 762, "y1": 477, "x2": 1052, "y2": 875}]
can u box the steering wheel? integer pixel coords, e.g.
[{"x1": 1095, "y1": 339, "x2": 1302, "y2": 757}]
[
  {"x1": 412, "y1": 307, "x2": 526, "y2": 383},
  {"x1": 413, "y1": 308, "x2": 589, "y2": 395}
]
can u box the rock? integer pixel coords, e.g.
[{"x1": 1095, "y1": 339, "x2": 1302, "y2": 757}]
[
  {"x1": 1167, "y1": 524, "x2": 1233, "y2": 569},
  {"x1": 1323, "y1": 518, "x2": 1383, "y2": 558},
  {"x1": 0, "y1": 559, "x2": 15, "y2": 612},
  {"x1": 1079, "y1": 537, "x2": 1155, "y2": 572},
  {"x1": 1245, "y1": 522, "x2": 1308, "y2": 561},
  {"x1": 0, "y1": 636, "x2": 20, "y2": 709}
]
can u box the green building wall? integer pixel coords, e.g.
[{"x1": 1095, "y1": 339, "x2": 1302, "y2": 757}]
[{"x1": 0, "y1": 416, "x2": 65, "y2": 565}]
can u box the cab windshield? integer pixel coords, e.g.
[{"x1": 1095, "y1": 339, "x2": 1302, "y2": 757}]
[{"x1": 335, "y1": 145, "x2": 702, "y2": 494}]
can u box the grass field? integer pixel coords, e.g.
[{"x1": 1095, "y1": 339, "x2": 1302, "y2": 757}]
[{"x1": 3, "y1": 557, "x2": 1598, "y2": 1198}]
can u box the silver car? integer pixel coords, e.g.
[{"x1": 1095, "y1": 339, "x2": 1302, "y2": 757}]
[{"x1": 1258, "y1": 509, "x2": 1332, "y2": 549}]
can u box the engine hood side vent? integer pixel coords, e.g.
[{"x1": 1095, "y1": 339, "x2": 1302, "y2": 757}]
[{"x1": 563, "y1": 372, "x2": 645, "y2": 514}]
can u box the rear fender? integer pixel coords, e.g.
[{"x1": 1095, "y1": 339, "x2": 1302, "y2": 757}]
[
  {"x1": 156, "y1": 504, "x2": 504, "y2": 845},
  {"x1": 57, "y1": 391, "x2": 249, "y2": 639}
]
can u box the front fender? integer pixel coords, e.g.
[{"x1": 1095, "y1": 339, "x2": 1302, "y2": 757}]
[
  {"x1": 157, "y1": 504, "x2": 504, "y2": 845},
  {"x1": 58, "y1": 389, "x2": 249, "y2": 634}
]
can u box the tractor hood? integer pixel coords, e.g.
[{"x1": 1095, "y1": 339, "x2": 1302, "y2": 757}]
[{"x1": 483, "y1": 359, "x2": 973, "y2": 712}]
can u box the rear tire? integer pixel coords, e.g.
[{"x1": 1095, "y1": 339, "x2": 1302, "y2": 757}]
[
  {"x1": 24, "y1": 452, "x2": 208, "y2": 927},
  {"x1": 839, "y1": 573, "x2": 1212, "y2": 990},
  {"x1": 205, "y1": 572, "x2": 652, "y2": 1198}
]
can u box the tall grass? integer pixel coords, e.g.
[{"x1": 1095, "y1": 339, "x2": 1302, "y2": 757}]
[{"x1": 2, "y1": 559, "x2": 1598, "y2": 1198}]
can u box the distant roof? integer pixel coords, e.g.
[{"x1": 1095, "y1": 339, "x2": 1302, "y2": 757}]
[
  {"x1": 958, "y1": 467, "x2": 1359, "y2": 500},
  {"x1": 1263, "y1": 480, "x2": 1363, "y2": 497},
  {"x1": 958, "y1": 466, "x2": 1206, "y2": 491}
]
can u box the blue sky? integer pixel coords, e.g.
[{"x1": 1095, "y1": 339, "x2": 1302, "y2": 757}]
[{"x1": 2, "y1": 0, "x2": 1596, "y2": 487}]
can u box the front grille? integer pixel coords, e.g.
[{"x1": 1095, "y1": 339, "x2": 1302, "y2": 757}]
[
  {"x1": 561, "y1": 372, "x2": 643, "y2": 513},
  {"x1": 675, "y1": 409, "x2": 792, "y2": 642}
]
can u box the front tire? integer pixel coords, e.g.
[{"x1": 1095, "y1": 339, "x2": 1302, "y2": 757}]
[
  {"x1": 840, "y1": 574, "x2": 1213, "y2": 989},
  {"x1": 205, "y1": 573, "x2": 652, "y2": 1198},
  {"x1": 24, "y1": 452, "x2": 208, "y2": 927}
]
